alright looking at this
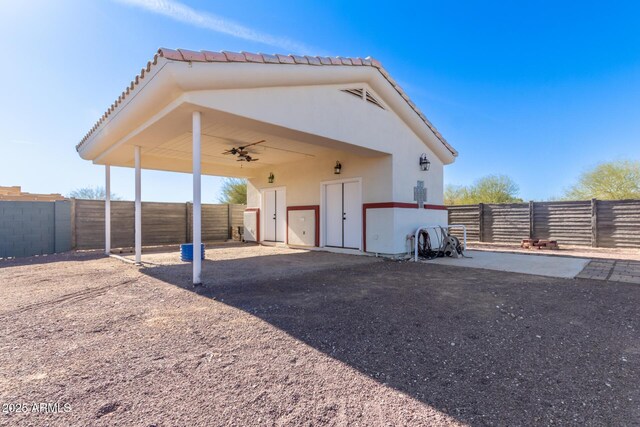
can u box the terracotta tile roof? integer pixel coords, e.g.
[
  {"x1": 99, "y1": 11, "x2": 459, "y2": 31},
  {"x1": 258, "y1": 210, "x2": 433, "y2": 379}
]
[{"x1": 77, "y1": 48, "x2": 456, "y2": 157}]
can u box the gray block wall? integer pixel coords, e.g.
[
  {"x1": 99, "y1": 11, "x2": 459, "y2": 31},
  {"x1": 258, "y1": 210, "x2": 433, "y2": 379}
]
[
  {"x1": 1, "y1": 201, "x2": 52, "y2": 258},
  {"x1": 0, "y1": 201, "x2": 72, "y2": 258}
]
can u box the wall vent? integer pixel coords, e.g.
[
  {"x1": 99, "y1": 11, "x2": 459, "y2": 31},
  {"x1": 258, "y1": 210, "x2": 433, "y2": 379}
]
[
  {"x1": 342, "y1": 88, "x2": 364, "y2": 98},
  {"x1": 365, "y1": 91, "x2": 385, "y2": 109},
  {"x1": 341, "y1": 88, "x2": 385, "y2": 110}
]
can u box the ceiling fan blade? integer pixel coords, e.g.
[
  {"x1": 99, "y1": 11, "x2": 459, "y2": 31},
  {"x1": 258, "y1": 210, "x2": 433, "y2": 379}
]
[{"x1": 239, "y1": 139, "x2": 266, "y2": 150}]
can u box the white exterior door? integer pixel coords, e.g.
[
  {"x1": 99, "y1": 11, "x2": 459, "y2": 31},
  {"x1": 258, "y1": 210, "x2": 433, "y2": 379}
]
[
  {"x1": 325, "y1": 183, "x2": 343, "y2": 247},
  {"x1": 264, "y1": 190, "x2": 276, "y2": 241},
  {"x1": 263, "y1": 188, "x2": 285, "y2": 242},
  {"x1": 275, "y1": 189, "x2": 286, "y2": 242},
  {"x1": 324, "y1": 180, "x2": 361, "y2": 249},
  {"x1": 343, "y1": 181, "x2": 360, "y2": 249}
]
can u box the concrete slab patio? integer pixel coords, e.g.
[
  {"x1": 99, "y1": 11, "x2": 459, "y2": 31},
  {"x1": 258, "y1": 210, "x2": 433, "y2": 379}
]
[
  {"x1": 425, "y1": 249, "x2": 591, "y2": 279},
  {"x1": 468, "y1": 242, "x2": 640, "y2": 262}
]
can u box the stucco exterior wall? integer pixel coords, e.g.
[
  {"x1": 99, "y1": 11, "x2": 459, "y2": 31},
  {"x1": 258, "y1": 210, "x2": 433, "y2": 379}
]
[
  {"x1": 243, "y1": 210, "x2": 258, "y2": 242},
  {"x1": 243, "y1": 115, "x2": 448, "y2": 256},
  {"x1": 393, "y1": 207, "x2": 448, "y2": 254},
  {"x1": 247, "y1": 151, "x2": 392, "y2": 208},
  {"x1": 287, "y1": 209, "x2": 316, "y2": 247},
  {"x1": 190, "y1": 84, "x2": 398, "y2": 158},
  {"x1": 391, "y1": 140, "x2": 444, "y2": 205},
  {"x1": 246, "y1": 150, "x2": 394, "y2": 253}
]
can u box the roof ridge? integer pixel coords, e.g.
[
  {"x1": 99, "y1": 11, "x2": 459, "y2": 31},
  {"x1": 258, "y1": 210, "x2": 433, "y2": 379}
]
[{"x1": 76, "y1": 48, "x2": 456, "y2": 157}]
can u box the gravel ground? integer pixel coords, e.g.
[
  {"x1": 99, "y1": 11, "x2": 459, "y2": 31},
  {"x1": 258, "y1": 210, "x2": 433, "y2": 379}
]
[{"x1": 1, "y1": 245, "x2": 639, "y2": 426}]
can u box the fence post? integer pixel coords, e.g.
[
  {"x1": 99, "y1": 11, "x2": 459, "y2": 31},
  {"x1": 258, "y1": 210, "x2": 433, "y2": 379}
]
[
  {"x1": 52, "y1": 200, "x2": 56, "y2": 254},
  {"x1": 529, "y1": 200, "x2": 535, "y2": 239},
  {"x1": 478, "y1": 203, "x2": 484, "y2": 242},
  {"x1": 70, "y1": 198, "x2": 77, "y2": 249},
  {"x1": 227, "y1": 204, "x2": 231, "y2": 240},
  {"x1": 186, "y1": 202, "x2": 193, "y2": 243},
  {"x1": 591, "y1": 198, "x2": 598, "y2": 247}
]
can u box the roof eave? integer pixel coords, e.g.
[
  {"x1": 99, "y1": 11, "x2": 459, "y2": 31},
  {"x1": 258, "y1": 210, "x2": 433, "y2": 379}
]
[{"x1": 77, "y1": 48, "x2": 458, "y2": 161}]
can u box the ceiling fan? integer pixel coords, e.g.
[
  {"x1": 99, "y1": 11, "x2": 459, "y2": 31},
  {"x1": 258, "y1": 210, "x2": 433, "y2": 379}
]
[
  {"x1": 222, "y1": 140, "x2": 265, "y2": 159},
  {"x1": 237, "y1": 154, "x2": 259, "y2": 162}
]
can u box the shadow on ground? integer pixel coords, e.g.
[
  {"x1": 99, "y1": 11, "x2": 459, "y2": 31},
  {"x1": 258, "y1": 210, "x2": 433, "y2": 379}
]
[
  {"x1": 0, "y1": 251, "x2": 105, "y2": 268},
  {"x1": 141, "y1": 251, "x2": 640, "y2": 425}
]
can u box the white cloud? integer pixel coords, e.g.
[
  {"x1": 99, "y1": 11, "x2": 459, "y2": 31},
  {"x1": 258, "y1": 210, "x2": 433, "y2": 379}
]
[{"x1": 115, "y1": 0, "x2": 315, "y2": 54}]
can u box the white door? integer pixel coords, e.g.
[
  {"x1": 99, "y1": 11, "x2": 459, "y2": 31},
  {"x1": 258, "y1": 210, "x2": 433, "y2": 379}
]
[
  {"x1": 264, "y1": 189, "x2": 276, "y2": 241},
  {"x1": 325, "y1": 183, "x2": 343, "y2": 247},
  {"x1": 343, "y1": 181, "x2": 360, "y2": 249},
  {"x1": 275, "y1": 189, "x2": 286, "y2": 242},
  {"x1": 324, "y1": 181, "x2": 361, "y2": 249},
  {"x1": 263, "y1": 188, "x2": 285, "y2": 242}
]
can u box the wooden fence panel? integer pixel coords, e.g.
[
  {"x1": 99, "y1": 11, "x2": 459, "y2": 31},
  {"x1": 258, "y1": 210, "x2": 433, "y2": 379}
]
[
  {"x1": 448, "y1": 199, "x2": 640, "y2": 248},
  {"x1": 75, "y1": 200, "x2": 134, "y2": 249},
  {"x1": 111, "y1": 201, "x2": 136, "y2": 248},
  {"x1": 597, "y1": 200, "x2": 640, "y2": 248},
  {"x1": 142, "y1": 202, "x2": 188, "y2": 246},
  {"x1": 533, "y1": 201, "x2": 592, "y2": 246},
  {"x1": 201, "y1": 204, "x2": 230, "y2": 242},
  {"x1": 75, "y1": 200, "x2": 245, "y2": 249},
  {"x1": 230, "y1": 204, "x2": 246, "y2": 240},
  {"x1": 74, "y1": 200, "x2": 104, "y2": 249},
  {"x1": 483, "y1": 203, "x2": 530, "y2": 243},
  {"x1": 447, "y1": 205, "x2": 480, "y2": 242}
]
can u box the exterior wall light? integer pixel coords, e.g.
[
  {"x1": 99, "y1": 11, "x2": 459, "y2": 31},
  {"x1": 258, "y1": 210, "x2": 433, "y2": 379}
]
[
  {"x1": 268, "y1": 172, "x2": 274, "y2": 183},
  {"x1": 419, "y1": 154, "x2": 431, "y2": 171},
  {"x1": 334, "y1": 161, "x2": 342, "y2": 174}
]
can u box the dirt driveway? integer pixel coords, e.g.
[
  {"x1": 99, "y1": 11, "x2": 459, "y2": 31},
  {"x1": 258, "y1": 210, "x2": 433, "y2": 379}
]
[{"x1": 1, "y1": 245, "x2": 639, "y2": 426}]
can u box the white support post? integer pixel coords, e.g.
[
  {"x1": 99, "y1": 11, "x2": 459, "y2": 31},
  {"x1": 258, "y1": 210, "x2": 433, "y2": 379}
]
[
  {"x1": 192, "y1": 111, "x2": 202, "y2": 285},
  {"x1": 105, "y1": 165, "x2": 111, "y2": 255},
  {"x1": 134, "y1": 146, "x2": 142, "y2": 265}
]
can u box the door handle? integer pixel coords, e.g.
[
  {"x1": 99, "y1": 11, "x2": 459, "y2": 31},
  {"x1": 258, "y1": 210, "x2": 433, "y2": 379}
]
[
  {"x1": 343, "y1": 213, "x2": 346, "y2": 220},
  {"x1": 273, "y1": 214, "x2": 276, "y2": 220}
]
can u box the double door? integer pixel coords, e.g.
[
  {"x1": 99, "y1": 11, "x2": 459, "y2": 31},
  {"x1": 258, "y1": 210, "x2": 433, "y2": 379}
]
[
  {"x1": 263, "y1": 188, "x2": 286, "y2": 242},
  {"x1": 325, "y1": 181, "x2": 360, "y2": 249}
]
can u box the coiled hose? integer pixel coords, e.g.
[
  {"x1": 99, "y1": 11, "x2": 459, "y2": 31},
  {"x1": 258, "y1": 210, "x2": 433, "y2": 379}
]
[{"x1": 417, "y1": 229, "x2": 440, "y2": 260}]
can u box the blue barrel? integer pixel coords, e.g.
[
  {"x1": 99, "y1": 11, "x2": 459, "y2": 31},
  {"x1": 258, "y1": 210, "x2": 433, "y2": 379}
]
[{"x1": 180, "y1": 243, "x2": 205, "y2": 262}]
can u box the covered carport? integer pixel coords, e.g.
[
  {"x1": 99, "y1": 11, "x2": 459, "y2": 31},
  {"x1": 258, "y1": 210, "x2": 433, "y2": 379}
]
[{"x1": 77, "y1": 48, "x2": 395, "y2": 284}]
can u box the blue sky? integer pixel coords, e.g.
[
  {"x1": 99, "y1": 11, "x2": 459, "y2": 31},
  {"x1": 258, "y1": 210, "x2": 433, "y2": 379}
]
[{"x1": 1, "y1": 0, "x2": 639, "y2": 202}]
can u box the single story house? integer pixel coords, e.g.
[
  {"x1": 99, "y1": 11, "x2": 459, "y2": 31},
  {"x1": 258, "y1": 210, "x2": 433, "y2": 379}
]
[{"x1": 76, "y1": 48, "x2": 458, "y2": 283}]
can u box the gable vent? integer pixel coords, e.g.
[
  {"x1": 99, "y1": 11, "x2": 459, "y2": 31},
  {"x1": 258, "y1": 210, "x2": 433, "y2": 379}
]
[
  {"x1": 343, "y1": 88, "x2": 364, "y2": 98},
  {"x1": 365, "y1": 91, "x2": 385, "y2": 109},
  {"x1": 341, "y1": 88, "x2": 385, "y2": 110}
]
